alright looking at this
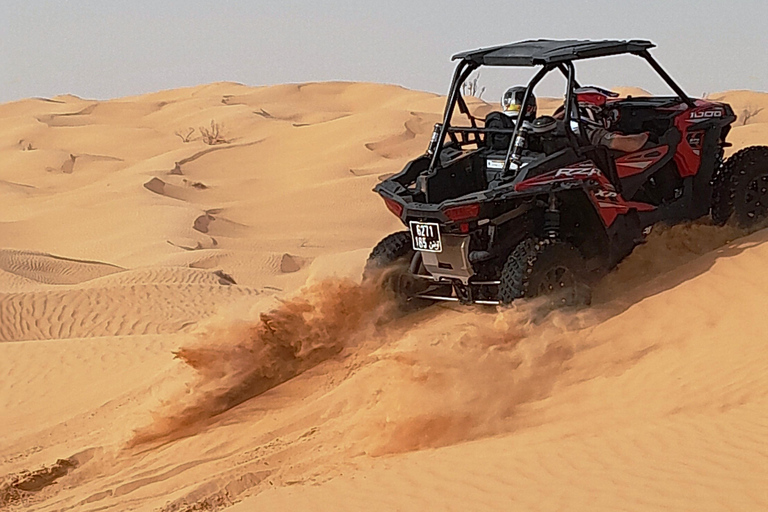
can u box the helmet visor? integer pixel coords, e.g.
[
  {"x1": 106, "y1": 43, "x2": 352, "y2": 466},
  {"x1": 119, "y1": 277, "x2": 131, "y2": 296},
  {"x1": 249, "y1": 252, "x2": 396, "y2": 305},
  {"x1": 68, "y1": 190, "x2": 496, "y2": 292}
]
[{"x1": 501, "y1": 89, "x2": 525, "y2": 110}]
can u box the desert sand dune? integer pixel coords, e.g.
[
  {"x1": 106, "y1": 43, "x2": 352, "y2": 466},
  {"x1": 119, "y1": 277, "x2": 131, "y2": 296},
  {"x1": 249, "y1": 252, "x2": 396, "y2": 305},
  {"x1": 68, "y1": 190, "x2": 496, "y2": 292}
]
[
  {"x1": 0, "y1": 279, "x2": 256, "y2": 342},
  {"x1": 1, "y1": 82, "x2": 767, "y2": 511},
  {"x1": 612, "y1": 86, "x2": 653, "y2": 98},
  {"x1": 708, "y1": 90, "x2": 768, "y2": 124},
  {"x1": 0, "y1": 269, "x2": 46, "y2": 293},
  {"x1": 0, "y1": 249, "x2": 122, "y2": 285}
]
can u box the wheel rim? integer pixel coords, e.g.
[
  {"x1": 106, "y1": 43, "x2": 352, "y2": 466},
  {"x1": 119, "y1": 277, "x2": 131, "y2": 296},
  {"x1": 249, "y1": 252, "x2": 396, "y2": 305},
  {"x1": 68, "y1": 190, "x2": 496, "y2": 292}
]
[
  {"x1": 742, "y1": 174, "x2": 768, "y2": 221},
  {"x1": 537, "y1": 265, "x2": 577, "y2": 304}
]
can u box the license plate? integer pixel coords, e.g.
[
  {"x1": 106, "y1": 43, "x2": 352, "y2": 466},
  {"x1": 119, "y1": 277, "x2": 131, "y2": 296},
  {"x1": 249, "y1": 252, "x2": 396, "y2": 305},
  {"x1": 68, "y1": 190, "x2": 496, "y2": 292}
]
[{"x1": 410, "y1": 221, "x2": 442, "y2": 252}]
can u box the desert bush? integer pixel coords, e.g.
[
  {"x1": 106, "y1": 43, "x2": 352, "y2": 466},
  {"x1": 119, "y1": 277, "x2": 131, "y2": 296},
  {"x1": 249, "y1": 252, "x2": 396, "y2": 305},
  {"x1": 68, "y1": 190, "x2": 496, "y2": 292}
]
[
  {"x1": 461, "y1": 73, "x2": 486, "y2": 100},
  {"x1": 741, "y1": 105, "x2": 764, "y2": 126},
  {"x1": 175, "y1": 128, "x2": 195, "y2": 143},
  {"x1": 199, "y1": 120, "x2": 229, "y2": 145}
]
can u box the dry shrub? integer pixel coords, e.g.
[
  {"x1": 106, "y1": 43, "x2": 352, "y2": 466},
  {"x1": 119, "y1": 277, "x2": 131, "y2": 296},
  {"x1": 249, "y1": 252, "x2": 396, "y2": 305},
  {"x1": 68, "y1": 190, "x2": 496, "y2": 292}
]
[
  {"x1": 175, "y1": 127, "x2": 195, "y2": 143},
  {"x1": 199, "y1": 120, "x2": 229, "y2": 145},
  {"x1": 741, "y1": 105, "x2": 764, "y2": 126},
  {"x1": 461, "y1": 72, "x2": 486, "y2": 99}
]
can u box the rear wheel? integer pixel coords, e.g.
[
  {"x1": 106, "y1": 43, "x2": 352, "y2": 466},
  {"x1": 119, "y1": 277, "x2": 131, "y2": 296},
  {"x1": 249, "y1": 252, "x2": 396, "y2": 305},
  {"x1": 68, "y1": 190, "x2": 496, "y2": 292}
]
[
  {"x1": 712, "y1": 146, "x2": 768, "y2": 227},
  {"x1": 364, "y1": 231, "x2": 413, "y2": 276},
  {"x1": 364, "y1": 231, "x2": 432, "y2": 310},
  {"x1": 499, "y1": 237, "x2": 591, "y2": 307}
]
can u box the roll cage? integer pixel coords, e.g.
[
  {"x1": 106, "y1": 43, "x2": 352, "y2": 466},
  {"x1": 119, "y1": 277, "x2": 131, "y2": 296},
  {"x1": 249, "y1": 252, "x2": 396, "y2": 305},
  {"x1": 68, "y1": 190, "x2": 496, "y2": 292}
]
[{"x1": 428, "y1": 39, "x2": 695, "y2": 175}]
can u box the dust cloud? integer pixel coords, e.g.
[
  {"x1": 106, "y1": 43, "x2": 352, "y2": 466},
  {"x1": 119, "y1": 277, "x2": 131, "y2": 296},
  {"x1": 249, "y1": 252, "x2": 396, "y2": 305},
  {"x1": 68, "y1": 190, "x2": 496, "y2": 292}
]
[
  {"x1": 594, "y1": 219, "x2": 752, "y2": 302},
  {"x1": 131, "y1": 219, "x2": 753, "y2": 452},
  {"x1": 129, "y1": 277, "x2": 398, "y2": 446}
]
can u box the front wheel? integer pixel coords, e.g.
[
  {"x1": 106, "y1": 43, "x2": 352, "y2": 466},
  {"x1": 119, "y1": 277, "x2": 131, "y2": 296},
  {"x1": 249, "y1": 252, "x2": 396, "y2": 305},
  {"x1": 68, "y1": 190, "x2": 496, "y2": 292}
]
[
  {"x1": 712, "y1": 146, "x2": 768, "y2": 227},
  {"x1": 498, "y1": 237, "x2": 591, "y2": 307}
]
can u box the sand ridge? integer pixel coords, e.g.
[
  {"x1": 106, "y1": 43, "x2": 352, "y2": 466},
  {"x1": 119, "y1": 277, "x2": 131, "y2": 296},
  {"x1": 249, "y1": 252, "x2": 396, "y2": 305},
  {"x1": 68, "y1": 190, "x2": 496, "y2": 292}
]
[{"x1": 0, "y1": 82, "x2": 767, "y2": 511}]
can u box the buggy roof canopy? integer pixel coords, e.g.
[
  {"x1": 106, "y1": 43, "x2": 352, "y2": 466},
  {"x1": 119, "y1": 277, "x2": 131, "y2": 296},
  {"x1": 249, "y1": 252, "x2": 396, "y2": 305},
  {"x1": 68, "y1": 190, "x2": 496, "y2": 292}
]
[{"x1": 452, "y1": 39, "x2": 655, "y2": 66}]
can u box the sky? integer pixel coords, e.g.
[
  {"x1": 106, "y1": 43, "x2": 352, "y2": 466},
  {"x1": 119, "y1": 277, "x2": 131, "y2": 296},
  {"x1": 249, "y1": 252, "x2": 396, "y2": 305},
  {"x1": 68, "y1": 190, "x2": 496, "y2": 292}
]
[{"x1": 2, "y1": 0, "x2": 767, "y2": 104}]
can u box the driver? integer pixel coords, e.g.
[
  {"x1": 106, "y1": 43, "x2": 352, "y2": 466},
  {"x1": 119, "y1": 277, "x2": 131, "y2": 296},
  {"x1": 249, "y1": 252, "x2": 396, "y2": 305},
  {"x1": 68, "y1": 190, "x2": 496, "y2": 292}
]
[{"x1": 574, "y1": 102, "x2": 649, "y2": 153}]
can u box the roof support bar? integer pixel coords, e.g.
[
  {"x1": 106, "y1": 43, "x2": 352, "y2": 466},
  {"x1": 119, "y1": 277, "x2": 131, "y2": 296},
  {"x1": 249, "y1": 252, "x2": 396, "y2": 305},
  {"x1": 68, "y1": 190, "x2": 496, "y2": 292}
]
[
  {"x1": 638, "y1": 50, "x2": 694, "y2": 107},
  {"x1": 429, "y1": 61, "x2": 478, "y2": 170},
  {"x1": 501, "y1": 64, "x2": 554, "y2": 174},
  {"x1": 557, "y1": 63, "x2": 580, "y2": 89},
  {"x1": 562, "y1": 61, "x2": 587, "y2": 147}
]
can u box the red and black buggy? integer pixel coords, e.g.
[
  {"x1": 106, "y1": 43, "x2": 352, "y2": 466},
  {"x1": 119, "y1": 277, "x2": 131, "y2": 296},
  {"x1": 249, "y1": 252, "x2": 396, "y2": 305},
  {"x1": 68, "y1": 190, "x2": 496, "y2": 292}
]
[{"x1": 367, "y1": 39, "x2": 768, "y2": 306}]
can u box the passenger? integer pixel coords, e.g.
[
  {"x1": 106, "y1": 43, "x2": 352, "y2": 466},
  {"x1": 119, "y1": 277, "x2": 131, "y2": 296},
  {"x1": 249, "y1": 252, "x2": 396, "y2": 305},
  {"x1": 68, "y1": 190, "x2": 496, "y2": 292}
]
[
  {"x1": 501, "y1": 86, "x2": 537, "y2": 121},
  {"x1": 485, "y1": 86, "x2": 536, "y2": 150}
]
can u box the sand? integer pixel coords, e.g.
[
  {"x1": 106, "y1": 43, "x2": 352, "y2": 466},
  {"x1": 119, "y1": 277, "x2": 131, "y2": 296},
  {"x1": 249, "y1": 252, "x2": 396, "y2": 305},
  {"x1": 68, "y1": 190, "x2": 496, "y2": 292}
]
[{"x1": 1, "y1": 82, "x2": 767, "y2": 511}]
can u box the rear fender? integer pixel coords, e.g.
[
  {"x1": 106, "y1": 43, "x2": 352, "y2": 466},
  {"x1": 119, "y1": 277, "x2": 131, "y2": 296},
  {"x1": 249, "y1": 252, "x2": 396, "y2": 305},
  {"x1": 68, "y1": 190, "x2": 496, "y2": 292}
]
[
  {"x1": 618, "y1": 127, "x2": 680, "y2": 198},
  {"x1": 516, "y1": 160, "x2": 655, "y2": 229}
]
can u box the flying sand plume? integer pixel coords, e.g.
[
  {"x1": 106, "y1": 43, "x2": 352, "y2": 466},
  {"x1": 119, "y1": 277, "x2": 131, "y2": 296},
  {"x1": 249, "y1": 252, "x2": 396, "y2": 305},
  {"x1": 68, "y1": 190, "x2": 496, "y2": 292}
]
[
  {"x1": 129, "y1": 278, "x2": 398, "y2": 446},
  {"x1": 130, "y1": 219, "x2": 757, "y2": 450}
]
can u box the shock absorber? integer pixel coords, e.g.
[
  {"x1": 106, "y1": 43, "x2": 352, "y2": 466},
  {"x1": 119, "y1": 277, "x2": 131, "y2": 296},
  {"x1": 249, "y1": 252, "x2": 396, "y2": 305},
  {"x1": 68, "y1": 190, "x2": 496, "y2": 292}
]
[
  {"x1": 508, "y1": 122, "x2": 529, "y2": 172},
  {"x1": 544, "y1": 194, "x2": 560, "y2": 239},
  {"x1": 427, "y1": 123, "x2": 441, "y2": 156}
]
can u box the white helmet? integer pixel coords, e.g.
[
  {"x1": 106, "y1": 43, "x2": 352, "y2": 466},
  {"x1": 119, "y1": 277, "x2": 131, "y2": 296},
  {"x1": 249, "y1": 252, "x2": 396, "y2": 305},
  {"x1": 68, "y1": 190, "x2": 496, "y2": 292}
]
[{"x1": 501, "y1": 86, "x2": 537, "y2": 120}]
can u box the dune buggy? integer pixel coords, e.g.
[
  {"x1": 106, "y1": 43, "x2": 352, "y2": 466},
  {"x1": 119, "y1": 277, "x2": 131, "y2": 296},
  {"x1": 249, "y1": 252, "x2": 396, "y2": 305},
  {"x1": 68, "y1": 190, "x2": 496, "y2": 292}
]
[{"x1": 367, "y1": 39, "x2": 768, "y2": 306}]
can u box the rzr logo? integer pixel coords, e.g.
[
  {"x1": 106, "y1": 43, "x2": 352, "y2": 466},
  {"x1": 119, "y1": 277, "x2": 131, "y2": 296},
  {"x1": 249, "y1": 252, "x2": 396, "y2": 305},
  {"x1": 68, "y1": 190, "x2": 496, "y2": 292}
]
[
  {"x1": 689, "y1": 109, "x2": 723, "y2": 119},
  {"x1": 555, "y1": 167, "x2": 601, "y2": 178}
]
